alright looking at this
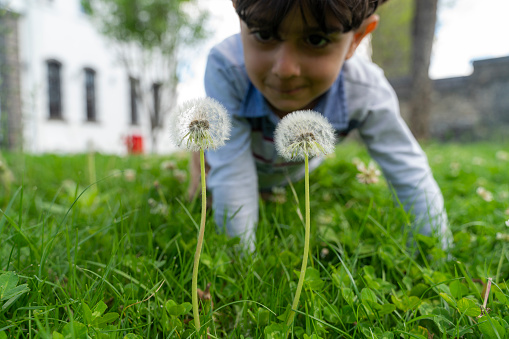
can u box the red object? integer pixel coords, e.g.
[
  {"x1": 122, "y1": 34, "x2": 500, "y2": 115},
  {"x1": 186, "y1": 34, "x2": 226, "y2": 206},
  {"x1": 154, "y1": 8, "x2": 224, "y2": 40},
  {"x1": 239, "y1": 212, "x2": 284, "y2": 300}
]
[{"x1": 126, "y1": 134, "x2": 144, "y2": 154}]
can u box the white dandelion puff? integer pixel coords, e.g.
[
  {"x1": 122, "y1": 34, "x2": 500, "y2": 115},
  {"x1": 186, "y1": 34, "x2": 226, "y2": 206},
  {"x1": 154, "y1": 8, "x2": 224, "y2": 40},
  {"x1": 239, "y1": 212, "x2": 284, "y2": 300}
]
[
  {"x1": 476, "y1": 186, "x2": 493, "y2": 202},
  {"x1": 472, "y1": 157, "x2": 484, "y2": 165},
  {"x1": 274, "y1": 110, "x2": 336, "y2": 161},
  {"x1": 496, "y1": 150, "x2": 508, "y2": 161},
  {"x1": 170, "y1": 97, "x2": 231, "y2": 332},
  {"x1": 273, "y1": 110, "x2": 335, "y2": 327},
  {"x1": 173, "y1": 169, "x2": 187, "y2": 183},
  {"x1": 268, "y1": 186, "x2": 287, "y2": 204},
  {"x1": 352, "y1": 157, "x2": 363, "y2": 167},
  {"x1": 496, "y1": 233, "x2": 509, "y2": 241},
  {"x1": 124, "y1": 169, "x2": 136, "y2": 182},
  {"x1": 356, "y1": 161, "x2": 382, "y2": 184},
  {"x1": 160, "y1": 160, "x2": 177, "y2": 171},
  {"x1": 169, "y1": 97, "x2": 231, "y2": 151}
]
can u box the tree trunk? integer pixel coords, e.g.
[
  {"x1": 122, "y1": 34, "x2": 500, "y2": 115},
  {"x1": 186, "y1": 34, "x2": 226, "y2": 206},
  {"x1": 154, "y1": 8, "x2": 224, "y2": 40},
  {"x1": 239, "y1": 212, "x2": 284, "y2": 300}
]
[{"x1": 409, "y1": 0, "x2": 438, "y2": 140}]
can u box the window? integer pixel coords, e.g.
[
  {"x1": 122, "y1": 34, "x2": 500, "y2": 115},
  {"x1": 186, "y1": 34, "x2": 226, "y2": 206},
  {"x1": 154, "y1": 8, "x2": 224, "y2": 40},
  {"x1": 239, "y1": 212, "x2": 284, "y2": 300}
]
[
  {"x1": 84, "y1": 68, "x2": 96, "y2": 121},
  {"x1": 129, "y1": 77, "x2": 139, "y2": 125},
  {"x1": 47, "y1": 60, "x2": 62, "y2": 119},
  {"x1": 152, "y1": 82, "x2": 162, "y2": 127}
]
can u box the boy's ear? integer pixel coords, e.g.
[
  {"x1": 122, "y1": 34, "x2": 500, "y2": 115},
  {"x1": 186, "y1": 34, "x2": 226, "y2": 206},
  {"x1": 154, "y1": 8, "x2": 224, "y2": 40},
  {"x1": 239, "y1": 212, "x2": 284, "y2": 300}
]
[{"x1": 345, "y1": 14, "x2": 379, "y2": 60}]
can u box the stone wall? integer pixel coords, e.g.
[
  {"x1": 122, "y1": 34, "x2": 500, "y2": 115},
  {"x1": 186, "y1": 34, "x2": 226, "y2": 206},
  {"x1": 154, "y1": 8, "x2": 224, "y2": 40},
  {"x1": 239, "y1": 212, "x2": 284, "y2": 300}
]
[
  {"x1": 0, "y1": 11, "x2": 23, "y2": 150},
  {"x1": 390, "y1": 56, "x2": 509, "y2": 141}
]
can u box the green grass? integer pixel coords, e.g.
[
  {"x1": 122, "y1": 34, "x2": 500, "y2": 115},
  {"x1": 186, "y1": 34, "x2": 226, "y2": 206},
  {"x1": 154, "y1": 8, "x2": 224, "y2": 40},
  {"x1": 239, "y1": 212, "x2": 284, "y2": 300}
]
[{"x1": 0, "y1": 141, "x2": 508, "y2": 338}]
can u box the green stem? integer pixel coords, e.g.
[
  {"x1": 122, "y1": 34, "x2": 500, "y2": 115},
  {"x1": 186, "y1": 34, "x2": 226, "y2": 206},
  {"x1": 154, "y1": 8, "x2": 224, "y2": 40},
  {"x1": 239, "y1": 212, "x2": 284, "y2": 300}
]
[
  {"x1": 286, "y1": 153, "x2": 311, "y2": 328},
  {"x1": 87, "y1": 151, "x2": 97, "y2": 192},
  {"x1": 192, "y1": 149, "x2": 207, "y2": 335}
]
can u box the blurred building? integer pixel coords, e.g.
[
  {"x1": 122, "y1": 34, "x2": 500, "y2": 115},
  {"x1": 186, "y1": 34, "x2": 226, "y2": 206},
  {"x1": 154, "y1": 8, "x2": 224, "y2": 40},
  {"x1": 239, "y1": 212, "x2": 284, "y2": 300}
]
[
  {"x1": 0, "y1": 0, "x2": 175, "y2": 154},
  {"x1": 391, "y1": 56, "x2": 509, "y2": 141}
]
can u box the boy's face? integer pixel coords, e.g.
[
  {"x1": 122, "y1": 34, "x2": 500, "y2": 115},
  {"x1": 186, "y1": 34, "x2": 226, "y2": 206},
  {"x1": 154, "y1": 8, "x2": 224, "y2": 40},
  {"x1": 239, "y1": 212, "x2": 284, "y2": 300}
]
[{"x1": 239, "y1": 5, "x2": 358, "y2": 116}]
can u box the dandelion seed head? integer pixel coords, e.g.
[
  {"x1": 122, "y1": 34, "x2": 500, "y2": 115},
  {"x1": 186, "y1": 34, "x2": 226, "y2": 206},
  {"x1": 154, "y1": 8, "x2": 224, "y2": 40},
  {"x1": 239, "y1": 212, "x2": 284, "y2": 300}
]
[
  {"x1": 173, "y1": 169, "x2": 187, "y2": 183},
  {"x1": 472, "y1": 157, "x2": 484, "y2": 165},
  {"x1": 356, "y1": 161, "x2": 381, "y2": 184},
  {"x1": 169, "y1": 97, "x2": 231, "y2": 151},
  {"x1": 352, "y1": 157, "x2": 363, "y2": 167},
  {"x1": 450, "y1": 162, "x2": 460, "y2": 169},
  {"x1": 496, "y1": 232, "x2": 509, "y2": 241},
  {"x1": 269, "y1": 186, "x2": 287, "y2": 204},
  {"x1": 274, "y1": 110, "x2": 335, "y2": 161},
  {"x1": 496, "y1": 150, "x2": 508, "y2": 161},
  {"x1": 160, "y1": 160, "x2": 177, "y2": 171},
  {"x1": 476, "y1": 186, "x2": 493, "y2": 202},
  {"x1": 147, "y1": 198, "x2": 157, "y2": 207},
  {"x1": 189, "y1": 119, "x2": 210, "y2": 132},
  {"x1": 124, "y1": 169, "x2": 136, "y2": 182}
]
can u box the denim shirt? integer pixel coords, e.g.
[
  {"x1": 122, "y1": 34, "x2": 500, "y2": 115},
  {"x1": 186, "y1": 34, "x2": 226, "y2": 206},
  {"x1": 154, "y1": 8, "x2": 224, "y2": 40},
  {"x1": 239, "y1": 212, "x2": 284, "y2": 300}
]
[{"x1": 204, "y1": 34, "x2": 450, "y2": 250}]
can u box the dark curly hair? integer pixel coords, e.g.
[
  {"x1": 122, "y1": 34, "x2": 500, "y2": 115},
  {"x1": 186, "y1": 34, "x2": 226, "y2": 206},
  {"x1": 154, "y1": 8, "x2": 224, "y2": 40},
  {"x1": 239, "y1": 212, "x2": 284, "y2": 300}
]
[{"x1": 235, "y1": 0, "x2": 389, "y2": 33}]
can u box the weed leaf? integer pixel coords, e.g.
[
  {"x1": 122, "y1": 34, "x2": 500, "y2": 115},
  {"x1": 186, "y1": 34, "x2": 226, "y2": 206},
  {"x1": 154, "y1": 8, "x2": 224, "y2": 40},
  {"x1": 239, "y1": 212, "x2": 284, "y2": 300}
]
[
  {"x1": 81, "y1": 302, "x2": 92, "y2": 323},
  {"x1": 494, "y1": 291, "x2": 508, "y2": 304},
  {"x1": 449, "y1": 280, "x2": 469, "y2": 299},
  {"x1": 391, "y1": 294, "x2": 420, "y2": 312},
  {"x1": 264, "y1": 322, "x2": 290, "y2": 339},
  {"x1": 378, "y1": 303, "x2": 396, "y2": 316},
  {"x1": 341, "y1": 287, "x2": 354, "y2": 306},
  {"x1": 0, "y1": 272, "x2": 18, "y2": 298},
  {"x1": 409, "y1": 283, "x2": 429, "y2": 298},
  {"x1": 165, "y1": 299, "x2": 192, "y2": 317},
  {"x1": 61, "y1": 321, "x2": 88, "y2": 339},
  {"x1": 92, "y1": 300, "x2": 108, "y2": 317},
  {"x1": 303, "y1": 267, "x2": 325, "y2": 291},
  {"x1": 478, "y1": 316, "x2": 506, "y2": 339},
  {"x1": 93, "y1": 312, "x2": 119, "y2": 328},
  {"x1": 439, "y1": 292, "x2": 457, "y2": 307},
  {"x1": 457, "y1": 298, "x2": 481, "y2": 317},
  {"x1": 0, "y1": 272, "x2": 30, "y2": 310}
]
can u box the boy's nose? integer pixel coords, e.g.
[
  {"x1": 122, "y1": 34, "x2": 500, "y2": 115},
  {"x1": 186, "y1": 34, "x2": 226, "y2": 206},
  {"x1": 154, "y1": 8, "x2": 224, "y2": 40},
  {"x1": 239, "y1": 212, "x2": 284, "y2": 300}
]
[{"x1": 271, "y1": 44, "x2": 301, "y2": 79}]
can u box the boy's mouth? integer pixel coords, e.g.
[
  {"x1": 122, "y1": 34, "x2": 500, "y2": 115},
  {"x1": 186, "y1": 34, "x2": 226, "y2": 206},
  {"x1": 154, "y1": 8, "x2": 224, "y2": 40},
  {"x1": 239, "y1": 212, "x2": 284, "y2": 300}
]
[{"x1": 269, "y1": 85, "x2": 306, "y2": 95}]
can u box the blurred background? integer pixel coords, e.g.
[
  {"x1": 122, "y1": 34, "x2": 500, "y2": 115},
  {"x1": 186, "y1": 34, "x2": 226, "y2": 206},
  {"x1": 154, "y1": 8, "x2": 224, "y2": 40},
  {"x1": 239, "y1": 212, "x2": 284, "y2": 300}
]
[{"x1": 1, "y1": 0, "x2": 508, "y2": 155}]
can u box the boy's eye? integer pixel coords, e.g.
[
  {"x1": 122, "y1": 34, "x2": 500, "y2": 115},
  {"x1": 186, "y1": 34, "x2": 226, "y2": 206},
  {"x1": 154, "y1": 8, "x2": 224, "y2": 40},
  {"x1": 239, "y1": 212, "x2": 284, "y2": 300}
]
[
  {"x1": 306, "y1": 34, "x2": 329, "y2": 47},
  {"x1": 252, "y1": 30, "x2": 275, "y2": 42}
]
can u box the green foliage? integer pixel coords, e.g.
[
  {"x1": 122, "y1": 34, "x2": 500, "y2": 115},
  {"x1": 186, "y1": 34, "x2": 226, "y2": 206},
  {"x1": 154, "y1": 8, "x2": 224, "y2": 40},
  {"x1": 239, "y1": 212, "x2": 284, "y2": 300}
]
[
  {"x1": 0, "y1": 142, "x2": 508, "y2": 337},
  {"x1": 81, "y1": 0, "x2": 208, "y2": 51}
]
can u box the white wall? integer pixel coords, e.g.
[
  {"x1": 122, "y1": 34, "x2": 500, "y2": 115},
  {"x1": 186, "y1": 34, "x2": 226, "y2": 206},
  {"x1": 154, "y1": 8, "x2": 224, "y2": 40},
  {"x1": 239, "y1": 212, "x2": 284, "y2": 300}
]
[{"x1": 6, "y1": 0, "x2": 170, "y2": 154}]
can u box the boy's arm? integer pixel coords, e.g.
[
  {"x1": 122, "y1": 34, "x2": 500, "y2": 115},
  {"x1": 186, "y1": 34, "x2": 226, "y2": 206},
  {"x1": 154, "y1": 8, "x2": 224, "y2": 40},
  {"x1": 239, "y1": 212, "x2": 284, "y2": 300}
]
[
  {"x1": 206, "y1": 118, "x2": 258, "y2": 251},
  {"x1": 203, "y1": 44, "x2": 259, "y2": 251},
  {"x1": 354, "y1": 77, "x2": 451, "y2": 247}
]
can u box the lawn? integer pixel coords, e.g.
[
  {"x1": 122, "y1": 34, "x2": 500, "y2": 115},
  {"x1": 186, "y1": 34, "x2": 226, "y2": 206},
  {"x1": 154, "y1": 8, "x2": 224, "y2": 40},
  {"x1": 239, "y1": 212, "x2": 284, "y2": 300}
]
[{"x1": 1, "y1": 141, "x2": 508, "y2": 338}]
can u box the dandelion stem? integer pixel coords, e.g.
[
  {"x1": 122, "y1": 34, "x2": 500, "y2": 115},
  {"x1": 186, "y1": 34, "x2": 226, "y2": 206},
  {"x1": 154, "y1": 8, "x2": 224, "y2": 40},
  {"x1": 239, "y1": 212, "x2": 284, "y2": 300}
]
[
  {"x1": 286, "y1": 151, "x2": 311, "y2": 328},
  {"x1": 192, "y1": 148, "x2": 207, "y2": 335}
]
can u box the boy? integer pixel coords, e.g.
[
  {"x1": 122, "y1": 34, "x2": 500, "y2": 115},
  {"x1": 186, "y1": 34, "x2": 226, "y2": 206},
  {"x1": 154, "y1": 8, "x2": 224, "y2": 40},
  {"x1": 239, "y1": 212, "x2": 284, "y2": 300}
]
[{"x1": 194, "y1": 0, "x2": 450, "y2": 251}]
